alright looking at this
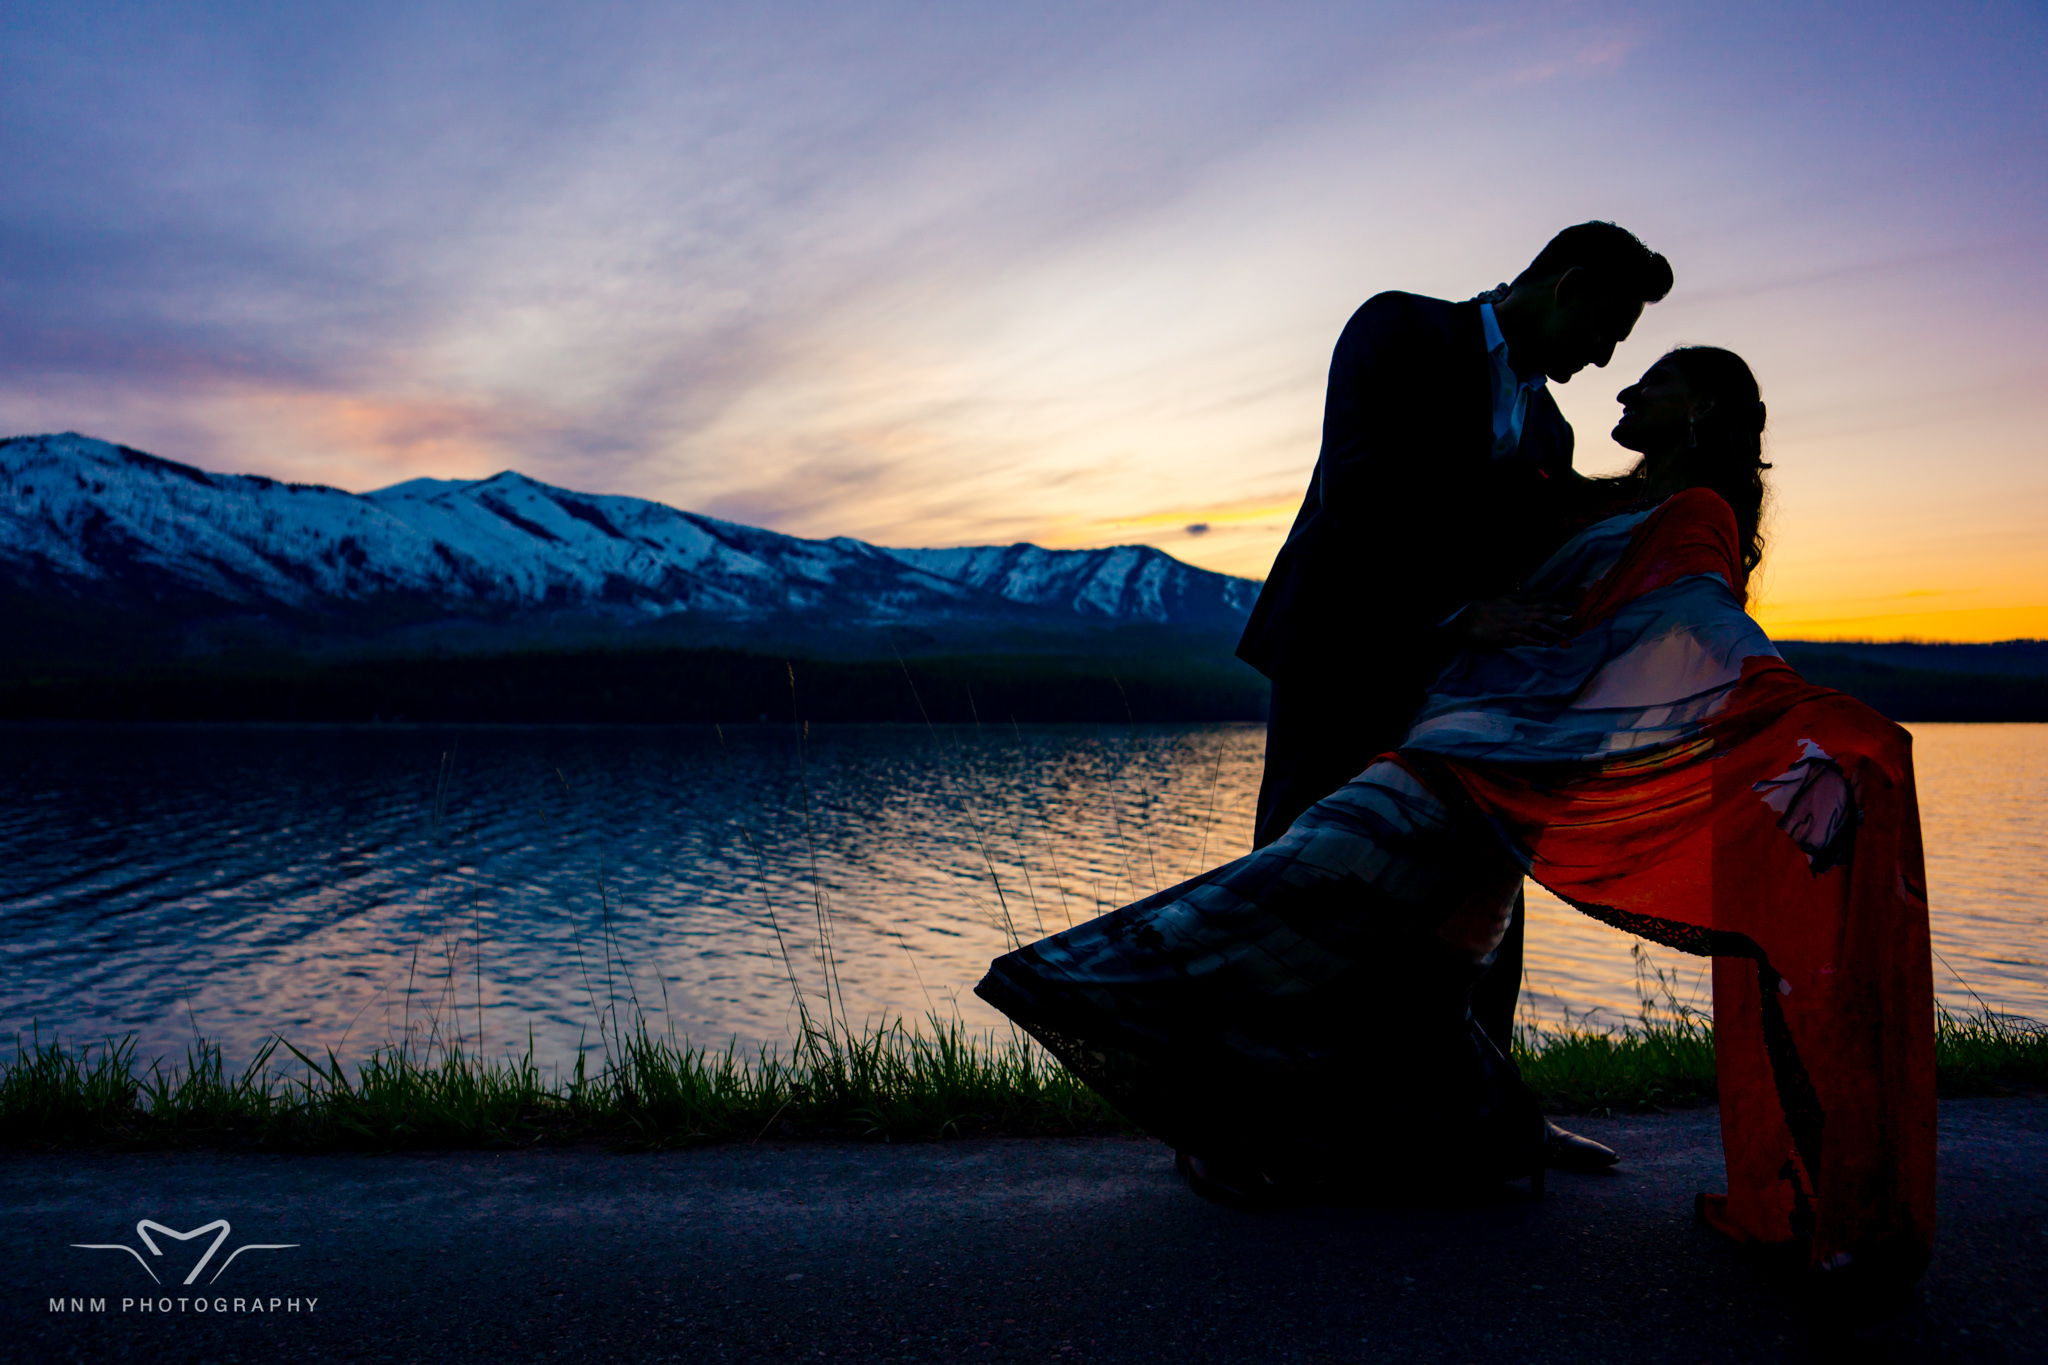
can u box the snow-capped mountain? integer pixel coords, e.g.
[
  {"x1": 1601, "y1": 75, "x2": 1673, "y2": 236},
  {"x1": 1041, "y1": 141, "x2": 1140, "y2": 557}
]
[
  {"x1": 884, "y1": 543, "x2": 1253, "y2": 626},
  {"x1": 0, "y1": 434, "x2": 1259, "y2": 649}
]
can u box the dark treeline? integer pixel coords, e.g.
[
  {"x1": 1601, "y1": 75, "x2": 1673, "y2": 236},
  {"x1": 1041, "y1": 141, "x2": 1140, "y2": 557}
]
[
  {"x1": 1775, "y1": 644, "x2": 2048, "y2": 723},
  {"x1": 0, "y1": 646, "x2": 1271, "y2": 725},
  {"x1": 1, "y1": 641, "x2": 2041, "y2": 725},
  {"x1": 1777, "y1": 639, "x2": 2048, "y2": 677}
]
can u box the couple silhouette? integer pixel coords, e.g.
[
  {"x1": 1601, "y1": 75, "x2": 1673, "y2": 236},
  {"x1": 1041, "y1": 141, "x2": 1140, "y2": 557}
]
[
  {"x1": 979, "y1": 222, "x2": 1935, "y2": 1289},
  {"x1": 1240, "y1": 223, "x2": 1678, "y2": 1166}
]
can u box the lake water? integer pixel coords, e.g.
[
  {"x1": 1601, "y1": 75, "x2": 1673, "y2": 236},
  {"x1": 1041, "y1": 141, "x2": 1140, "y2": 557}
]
[{"x1": 2, "y1": 721, "x2": 2042, "y2": 1071}]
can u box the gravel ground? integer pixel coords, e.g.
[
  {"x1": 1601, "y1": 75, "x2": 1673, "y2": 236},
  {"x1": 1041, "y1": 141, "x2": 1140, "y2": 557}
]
[{"x1": 3, "y1": 1098, "x2": 2043, "y2": 1364}]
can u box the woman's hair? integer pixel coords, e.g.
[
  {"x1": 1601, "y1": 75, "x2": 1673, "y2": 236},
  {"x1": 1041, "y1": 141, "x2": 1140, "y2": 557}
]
[{"x1": 1661, "y1": 346, "x2": 1771, "y2": 579}]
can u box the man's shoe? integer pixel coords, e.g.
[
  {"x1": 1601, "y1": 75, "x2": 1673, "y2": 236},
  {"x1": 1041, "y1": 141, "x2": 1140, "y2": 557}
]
[
  {"x1": 1176, "y1": 1150, "x2": 1295, "y2": 1211},
  {"x1": 1544, "y1": 1121, "x2": 1619, "y2": 1173}
]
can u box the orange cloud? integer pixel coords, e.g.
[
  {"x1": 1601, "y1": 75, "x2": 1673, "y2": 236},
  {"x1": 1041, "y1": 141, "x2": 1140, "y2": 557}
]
[
  {"x1": 1024, "y1": 498, "x2": 1299, "y2": 578},
  {"x1": 202, "y1": 383, "x2": 553, "y2": 490},
  {"x1": 1045, "y1": 499, "x2": 1301, "y2": 537}
]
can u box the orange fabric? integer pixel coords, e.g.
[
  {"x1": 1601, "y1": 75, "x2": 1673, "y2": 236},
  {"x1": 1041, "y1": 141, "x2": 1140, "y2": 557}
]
[{"x1": 1430, "y1": 494, "x2": 1937, "y2": 1272}]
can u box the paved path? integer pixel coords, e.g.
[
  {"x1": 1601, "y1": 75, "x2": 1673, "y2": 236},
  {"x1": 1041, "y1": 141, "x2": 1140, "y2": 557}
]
[{"x1": 3, "y1": 1099, "x2": 2043, "y2": 1364}]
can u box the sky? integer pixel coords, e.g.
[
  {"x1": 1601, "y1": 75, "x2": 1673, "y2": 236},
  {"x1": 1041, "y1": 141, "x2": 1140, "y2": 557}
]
[{"x1": 5, "y1": 1, "x2": 2044, "y2": 641}]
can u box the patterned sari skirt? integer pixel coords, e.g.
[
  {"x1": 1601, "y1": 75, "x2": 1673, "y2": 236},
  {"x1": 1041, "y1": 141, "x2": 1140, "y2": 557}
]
[{"x1": 975, "y1": 756, "x2": 1546, "y2": 1188}]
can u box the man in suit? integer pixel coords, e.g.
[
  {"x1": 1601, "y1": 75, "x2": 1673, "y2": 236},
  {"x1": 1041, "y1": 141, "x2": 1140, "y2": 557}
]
[{"x1": 1236, "y1": 221, "x2": 1673, "y2": 1171}]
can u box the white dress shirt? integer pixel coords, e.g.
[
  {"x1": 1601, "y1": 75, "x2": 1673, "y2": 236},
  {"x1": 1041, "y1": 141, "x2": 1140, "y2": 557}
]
[
  {"x1": 1479, "y1": 301, "x2": 1547, "y2": 461},
  {"x1": 1437, "y1": 303, "x2": 1551, "y2": 632}
]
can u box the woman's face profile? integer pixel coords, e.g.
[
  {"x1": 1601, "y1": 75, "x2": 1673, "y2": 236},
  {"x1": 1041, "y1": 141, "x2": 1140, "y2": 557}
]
[{"x1": 1611, "y1": 359, "x2": 1698, "y2": 453}]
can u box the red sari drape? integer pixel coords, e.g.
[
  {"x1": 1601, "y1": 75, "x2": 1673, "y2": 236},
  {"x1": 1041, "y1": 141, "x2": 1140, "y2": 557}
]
[{"x1": 1427, "y1": 491, "x2": 1936, "y2": 1273}]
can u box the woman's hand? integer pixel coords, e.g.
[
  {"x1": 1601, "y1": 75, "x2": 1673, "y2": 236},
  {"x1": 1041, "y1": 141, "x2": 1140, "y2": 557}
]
[{"x1": 1455, "y1": 596, "x2": 1573, "y2": 650}]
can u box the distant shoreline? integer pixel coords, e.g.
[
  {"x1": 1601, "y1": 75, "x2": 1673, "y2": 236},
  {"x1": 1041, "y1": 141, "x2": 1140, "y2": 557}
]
[
  {"x1": 3, "y1": 639, "x2": 2045, "y2": 724},
  {"x1": 0, "y1": 643, "x2": 1271, "y2": 725}
]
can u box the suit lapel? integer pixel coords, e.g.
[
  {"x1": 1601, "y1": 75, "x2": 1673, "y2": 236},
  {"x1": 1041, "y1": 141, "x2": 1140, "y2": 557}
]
[{"x1": 1447, "y1": 302, "x2": 1495, "y2": 467}]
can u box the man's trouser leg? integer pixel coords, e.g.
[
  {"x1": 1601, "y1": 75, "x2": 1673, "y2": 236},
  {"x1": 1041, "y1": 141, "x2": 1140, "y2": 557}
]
[
  {"x1": 1469, "y1": 887, "x2": 1525, "y2": 1057},
  {"x1": 1256, "y1": 667, "x2": 1526, "y2": 1052},
  {"x1": 1252, "y1": 675, "x2": 1405, "y2": 849}
]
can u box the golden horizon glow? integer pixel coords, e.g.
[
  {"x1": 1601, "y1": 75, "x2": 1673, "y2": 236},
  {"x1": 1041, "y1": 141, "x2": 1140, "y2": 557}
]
[{"x1": 1751, "y1": 604, "x2": 2048, "y2": 645}]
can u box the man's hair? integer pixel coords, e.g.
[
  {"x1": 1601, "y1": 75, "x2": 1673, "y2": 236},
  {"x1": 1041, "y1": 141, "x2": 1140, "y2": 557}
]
[{"x1": 1514, "y1": 221, "x2": 1673, "y2": 304}]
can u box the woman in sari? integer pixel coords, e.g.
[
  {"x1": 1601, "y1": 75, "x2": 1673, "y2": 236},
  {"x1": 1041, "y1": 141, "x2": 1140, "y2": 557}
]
[{"x1": 977, "y1": 347, "x2": 1935, "y2": 1285}]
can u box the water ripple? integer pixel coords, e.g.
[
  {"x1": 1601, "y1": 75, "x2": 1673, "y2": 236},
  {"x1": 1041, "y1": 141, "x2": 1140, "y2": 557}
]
[{"x1": 1, "y1": 720, "x2": 2040, "y2": 1067}]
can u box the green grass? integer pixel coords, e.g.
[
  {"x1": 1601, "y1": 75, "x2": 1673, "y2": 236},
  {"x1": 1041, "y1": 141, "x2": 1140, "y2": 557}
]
[
  {"x1": 1514, "y1": 1004, "x2": 2048, "y2": 1115},
  {"x1": 0, "y1": 1017, "x2": 1129, "y2": 1152},
  {"x1": 4, "y1": 1005, "x2": 2039, "y2": 1152},
  {"x1": 1929, "y1": 1006, "x2": 2048, "y2": 1095},
  {"x1": 1513, "y1": 1010, "x2": 1720, "y2": 1114}
]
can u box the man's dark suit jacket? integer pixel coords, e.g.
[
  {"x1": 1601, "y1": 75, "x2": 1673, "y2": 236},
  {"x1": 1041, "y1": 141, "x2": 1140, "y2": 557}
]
[{"x1": 1237, "y1": 290, "x2": 1583, "y2": 844}]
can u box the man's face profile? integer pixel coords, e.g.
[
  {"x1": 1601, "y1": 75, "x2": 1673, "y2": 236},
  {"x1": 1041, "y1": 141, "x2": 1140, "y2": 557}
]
[{"x1": 1540, "y1": 277, "x2": 1643, "y2": 383}]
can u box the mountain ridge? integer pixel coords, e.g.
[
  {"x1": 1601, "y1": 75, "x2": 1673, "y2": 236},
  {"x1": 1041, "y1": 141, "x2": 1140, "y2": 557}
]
[{"x1": 0, "y1": 433, "x2": 1260, "y2": 667}]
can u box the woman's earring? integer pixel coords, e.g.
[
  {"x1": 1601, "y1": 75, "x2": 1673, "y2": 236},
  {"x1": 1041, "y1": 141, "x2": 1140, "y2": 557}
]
[{"x1": 1687, "y1": 413, "x2": 1698, "y2": 448}]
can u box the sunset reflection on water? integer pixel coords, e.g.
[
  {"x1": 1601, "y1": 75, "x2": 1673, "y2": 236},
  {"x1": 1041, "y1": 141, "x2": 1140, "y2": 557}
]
[{"x1": 1, "y1": 721, "x2": 2039, "y2": 1069}]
